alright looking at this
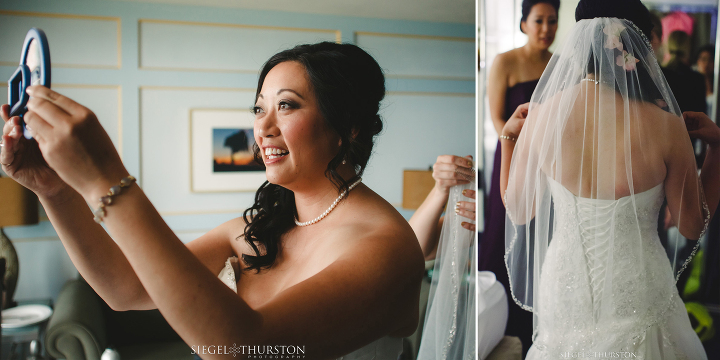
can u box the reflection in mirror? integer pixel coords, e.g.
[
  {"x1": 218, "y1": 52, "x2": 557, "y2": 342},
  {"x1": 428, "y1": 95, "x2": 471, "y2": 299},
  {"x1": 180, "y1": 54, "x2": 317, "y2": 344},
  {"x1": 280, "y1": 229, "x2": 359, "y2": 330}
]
[{"x1": 26, "y1": 38, "x2": 41, "y2": 86}]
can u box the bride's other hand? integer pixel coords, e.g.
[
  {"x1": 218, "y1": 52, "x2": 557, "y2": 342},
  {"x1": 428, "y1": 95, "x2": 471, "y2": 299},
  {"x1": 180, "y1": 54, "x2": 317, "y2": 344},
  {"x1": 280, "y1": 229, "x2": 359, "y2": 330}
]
[
  {"x1": 1, "y1": 104, "x2": 70, "y2": 198},
  {"x1": 23, "y1": 85, "x2": 128, "y2": 203},
  {"x1": 503, "y1": 102, "x2": 530, "y2": 140},
  {"x1": 683, "y1": 111, "x2": 720, "y2": 148}
]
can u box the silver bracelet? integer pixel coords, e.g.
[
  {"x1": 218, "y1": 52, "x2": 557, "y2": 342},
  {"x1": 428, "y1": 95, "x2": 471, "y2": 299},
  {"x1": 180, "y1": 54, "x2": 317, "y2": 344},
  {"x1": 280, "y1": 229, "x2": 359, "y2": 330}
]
[
  {"x1": 499, "y1": 135, "x2": 517, "y2": 142},
  {"x1": 92, "y1": 175, "x2": 136, "y2": 223}
]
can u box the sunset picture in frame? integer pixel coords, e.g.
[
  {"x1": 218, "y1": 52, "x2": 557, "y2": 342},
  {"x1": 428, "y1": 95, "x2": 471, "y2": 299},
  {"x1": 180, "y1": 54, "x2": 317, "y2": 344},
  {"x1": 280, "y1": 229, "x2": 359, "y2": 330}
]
[{"x1": 190, "y1": 109, "x2": 266, "y2": 192}]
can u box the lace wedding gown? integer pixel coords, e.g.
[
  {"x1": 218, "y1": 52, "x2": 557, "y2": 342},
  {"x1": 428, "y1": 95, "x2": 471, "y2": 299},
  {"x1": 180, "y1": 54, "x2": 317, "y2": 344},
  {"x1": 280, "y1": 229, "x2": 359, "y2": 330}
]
[
  {"x1": 525, "y1": 177, "x2": 707, "y2": 360},
  {"x1": 218, "y1": 257, "x2": 403, "y2": 360}
]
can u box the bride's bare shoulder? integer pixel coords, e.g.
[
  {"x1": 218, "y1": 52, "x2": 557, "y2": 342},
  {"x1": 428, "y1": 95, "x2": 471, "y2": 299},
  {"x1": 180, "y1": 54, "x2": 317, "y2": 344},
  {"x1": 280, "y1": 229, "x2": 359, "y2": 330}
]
[
  {"x1": 636, "y1": 102, "x2": 685, "y2": 135},
  {"x1": 335, "y1": 185, "x2": 425, "y2": 269},
  {"x1": 211, "y1": 217, "x2": 256, "y2": 259}
]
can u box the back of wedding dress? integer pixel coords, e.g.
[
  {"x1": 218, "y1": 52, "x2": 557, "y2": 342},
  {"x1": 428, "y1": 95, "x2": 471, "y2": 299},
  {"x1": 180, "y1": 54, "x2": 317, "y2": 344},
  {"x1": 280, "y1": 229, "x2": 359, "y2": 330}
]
[{"x1": 503, "y1": 17, "x2": 710, "y2": 358}]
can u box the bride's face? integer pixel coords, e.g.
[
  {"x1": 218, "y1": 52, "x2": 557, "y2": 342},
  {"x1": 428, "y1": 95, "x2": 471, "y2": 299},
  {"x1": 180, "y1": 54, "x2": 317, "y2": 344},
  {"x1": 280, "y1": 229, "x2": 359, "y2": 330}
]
[{"x1": 253, "y1": 61, "x2": 341, "y2": 188}]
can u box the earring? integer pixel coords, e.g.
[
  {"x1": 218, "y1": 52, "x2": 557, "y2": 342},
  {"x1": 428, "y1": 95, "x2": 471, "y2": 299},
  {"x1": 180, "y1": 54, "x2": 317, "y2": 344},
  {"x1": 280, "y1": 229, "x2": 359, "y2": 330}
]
[{"x1": 342, "y1": 159, "x2": 347, "y2": 165}]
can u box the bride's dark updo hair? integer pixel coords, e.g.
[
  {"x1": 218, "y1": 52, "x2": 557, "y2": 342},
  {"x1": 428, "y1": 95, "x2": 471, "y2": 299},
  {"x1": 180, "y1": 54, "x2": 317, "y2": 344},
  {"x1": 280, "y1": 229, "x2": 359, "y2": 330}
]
[
  {"x1": 575, "y1": 0, "x2": 668, "y2": 107},
  {"x1": 575, "y1": 0, "x2": 653, "y2": 40},
  {"x1": 520, "y1": 0, "x2": 560, "y2": 33},
  {"x1": 241, "y1": 42, "x2": 385, "y2": 272}
]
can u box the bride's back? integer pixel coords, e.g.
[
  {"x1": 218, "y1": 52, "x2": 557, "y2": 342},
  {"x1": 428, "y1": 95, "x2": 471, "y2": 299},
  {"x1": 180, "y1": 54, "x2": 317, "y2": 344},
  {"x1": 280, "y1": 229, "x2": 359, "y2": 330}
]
[{"x1": 552, "y1": 84, "x2": 672, "y2": 199}]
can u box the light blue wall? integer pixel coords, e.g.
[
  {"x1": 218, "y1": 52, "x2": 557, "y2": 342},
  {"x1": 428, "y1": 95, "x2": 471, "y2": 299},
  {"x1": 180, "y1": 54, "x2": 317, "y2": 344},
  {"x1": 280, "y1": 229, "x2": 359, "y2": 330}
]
[{"x1": 0, "y1": 0, "x2": 475, "y2": 301}]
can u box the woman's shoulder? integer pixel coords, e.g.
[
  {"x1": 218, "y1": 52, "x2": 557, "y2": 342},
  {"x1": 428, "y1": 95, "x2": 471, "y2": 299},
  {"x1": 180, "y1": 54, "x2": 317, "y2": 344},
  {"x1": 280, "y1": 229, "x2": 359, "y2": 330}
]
[
  {"x1": 492, "y1": 49, "x2": 520, "y2": 71},
  {"x1": 333, "y1": 186, "x2": 424, "y2": 270},
  {"x1": 499, "y1": 47, "x2": 523, "y2": 61},
  {"x1": 212, "y1": 216, "x2": 256, "y2": 259},
  {"x1": 344, "y1": 186, "x2": 416, "y2": 232},
  {"x1": 629, "y1": 100, "x2": 689, "y2": 163},
  {"x1": 635, "y1": 101, "x2": 684, "y2": 133}
]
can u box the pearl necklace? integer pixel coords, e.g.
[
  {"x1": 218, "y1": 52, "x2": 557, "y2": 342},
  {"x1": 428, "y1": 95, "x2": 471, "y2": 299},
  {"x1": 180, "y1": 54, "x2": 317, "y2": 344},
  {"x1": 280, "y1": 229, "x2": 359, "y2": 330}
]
[{"x1": 295, "y1": 178, "x2": 362, "y2": 226}]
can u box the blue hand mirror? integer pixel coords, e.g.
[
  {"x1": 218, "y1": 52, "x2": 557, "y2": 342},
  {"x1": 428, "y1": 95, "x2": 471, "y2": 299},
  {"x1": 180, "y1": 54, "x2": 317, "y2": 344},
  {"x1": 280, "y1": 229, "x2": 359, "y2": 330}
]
[{"x1": 7, "y1": 28, "x2": 51, "y2": 139}]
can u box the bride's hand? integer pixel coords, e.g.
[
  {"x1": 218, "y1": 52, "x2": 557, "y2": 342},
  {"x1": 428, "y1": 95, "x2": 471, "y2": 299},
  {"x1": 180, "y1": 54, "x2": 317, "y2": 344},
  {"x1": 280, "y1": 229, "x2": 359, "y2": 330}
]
[
  {"x1": 683, "y1": 111, "x2": 720, "y2": 148},
  {"x1": 502, "y1": 102, "x2": 530, "y2": 140},
  {"x1": 23, "y1": 85, "x2": 128, "y2": 202},
  {"x1": 1, "y1": 104, "x2": 70, "y2": 198}
]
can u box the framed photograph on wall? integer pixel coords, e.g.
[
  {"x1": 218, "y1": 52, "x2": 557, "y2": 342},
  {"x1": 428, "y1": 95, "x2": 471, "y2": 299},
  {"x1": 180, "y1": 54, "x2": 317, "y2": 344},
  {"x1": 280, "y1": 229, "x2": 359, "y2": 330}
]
[{"x1": 190, "y1": 109, "x2": 266, "y2": 192}]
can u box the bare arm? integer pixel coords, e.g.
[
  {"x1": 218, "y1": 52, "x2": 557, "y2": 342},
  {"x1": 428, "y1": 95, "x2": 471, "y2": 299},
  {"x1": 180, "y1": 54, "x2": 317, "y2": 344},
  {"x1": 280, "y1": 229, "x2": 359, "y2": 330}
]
[
  {"x1": 500, "y1": 103, "x2": 530, "y2": 211},
  {"x1": 665, "y1": 112, "x2": 720, "y2": 239},
  {"x1": 488, "y1": 53, "x2": 510, "y2": 136},
  {"x1": 2, "y1": 104, "x2": 153, "y2": 310},
  {"x1": 408, "y1": 186, "x2": 446, "y2": 260},
  {"x1": 408, "y1": 155, "x2": 475, "y2": 260},
  {"x1": 39, "y1": 187, "x2": 155, "y2": 310},
  {"x1": 39, "y1": 187, "x2": 238, "y2": 311},
  {"x1": 5, "y1": 96, "x2": 237, "y2": 312}
]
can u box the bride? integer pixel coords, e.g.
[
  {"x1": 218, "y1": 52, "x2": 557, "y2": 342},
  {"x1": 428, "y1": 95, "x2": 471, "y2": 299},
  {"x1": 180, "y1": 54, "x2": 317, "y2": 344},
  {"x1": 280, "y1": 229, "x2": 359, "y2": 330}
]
[
  {"x1": 499, "y1": 0, "x2": 719, "y2": 358},
  {"x1": 0, "y1": 42, "x2": 425, "y2": 359}
]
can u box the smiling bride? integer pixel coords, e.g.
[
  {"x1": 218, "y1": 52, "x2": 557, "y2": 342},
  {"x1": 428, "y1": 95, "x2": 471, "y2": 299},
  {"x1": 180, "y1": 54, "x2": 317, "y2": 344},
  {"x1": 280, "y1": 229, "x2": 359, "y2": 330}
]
[{"x1": 0, "y1": 42, "x2": 425, "y2": 360}]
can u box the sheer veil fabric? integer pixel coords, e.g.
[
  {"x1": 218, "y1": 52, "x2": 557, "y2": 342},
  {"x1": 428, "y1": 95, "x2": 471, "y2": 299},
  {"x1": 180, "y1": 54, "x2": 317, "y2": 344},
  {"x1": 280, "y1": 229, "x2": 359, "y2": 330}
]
[
  {"x1": 418, "y1": 181, "x2": 477, "y2": 360},
  {"x1": 504, "y1": 17, "x2": 710, "y2": 356}
]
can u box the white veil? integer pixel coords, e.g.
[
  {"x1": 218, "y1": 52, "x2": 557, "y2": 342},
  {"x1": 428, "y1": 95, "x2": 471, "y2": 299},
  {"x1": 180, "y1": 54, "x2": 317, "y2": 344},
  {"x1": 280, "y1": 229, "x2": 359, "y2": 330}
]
[
  {"x1": 417, "y1": 181, "x2": 476, "y2": 360},
  {"x1": 503, "y1": 17, "x2": 711, "y2": 340}
]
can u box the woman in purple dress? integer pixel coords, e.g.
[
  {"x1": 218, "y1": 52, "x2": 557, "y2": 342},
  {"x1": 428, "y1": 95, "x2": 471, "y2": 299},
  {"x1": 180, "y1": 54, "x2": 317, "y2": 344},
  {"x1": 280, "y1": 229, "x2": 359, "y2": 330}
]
[{"x1": 482, "y1": 0, "x2": 558, "y2": 355}]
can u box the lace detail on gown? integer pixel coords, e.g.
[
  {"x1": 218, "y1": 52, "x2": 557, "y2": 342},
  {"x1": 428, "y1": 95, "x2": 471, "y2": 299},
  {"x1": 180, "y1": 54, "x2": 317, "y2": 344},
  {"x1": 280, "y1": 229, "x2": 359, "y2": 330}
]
[
  {"x1": 217, "y1": 256, "x2": 403, "y2": 360},
  {"x1": 218, "y1": 256, "x2": 240, "y2": 292},
  {"x1": 525, "y1": 178, "x2": 707, "y2": 360}
]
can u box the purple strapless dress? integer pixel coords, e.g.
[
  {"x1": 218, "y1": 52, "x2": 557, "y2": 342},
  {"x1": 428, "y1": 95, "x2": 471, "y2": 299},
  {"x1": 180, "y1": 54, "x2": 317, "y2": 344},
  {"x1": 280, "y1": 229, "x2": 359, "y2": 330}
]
[{"x1": 480, "y1": 79, "x2": 538, "y2": 355}]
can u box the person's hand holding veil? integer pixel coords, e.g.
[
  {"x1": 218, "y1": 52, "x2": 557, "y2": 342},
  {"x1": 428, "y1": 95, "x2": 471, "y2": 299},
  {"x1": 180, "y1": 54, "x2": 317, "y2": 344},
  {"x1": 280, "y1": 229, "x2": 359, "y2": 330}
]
[
  {"x1": 684, "y1": 111, "x2": 720, "y2": 148},
  {"x1": 431, "y1": 155, "x2": 476, "y2": 231},
  {"x1": 664, "y1": 111, "x2": 720, "y2": 230},
  {"x1": 503, "y1": 102, "x2": 530, "y2": 140}
]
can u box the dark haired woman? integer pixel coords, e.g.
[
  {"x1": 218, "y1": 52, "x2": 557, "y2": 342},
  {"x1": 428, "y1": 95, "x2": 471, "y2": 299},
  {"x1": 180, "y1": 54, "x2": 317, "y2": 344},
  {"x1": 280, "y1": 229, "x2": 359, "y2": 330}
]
[
  {"x1": 664, "y1": 30, "x2": 707, "y2": 114},
  {"x1": 695, "y1": 45, "x2": 715, "y2": 96},
  {"x1": 0, "y1": 42, "x2": 425, "y2": 359},
  {"x1": 483, "y1": 0, "x2": 559, "y2": 354},
  {"x1": 500, "y1": 0, "x2": 717, "y2": 358},
  {"x1": 694, "y1": 44, "x2": 715, "y2": 114}
]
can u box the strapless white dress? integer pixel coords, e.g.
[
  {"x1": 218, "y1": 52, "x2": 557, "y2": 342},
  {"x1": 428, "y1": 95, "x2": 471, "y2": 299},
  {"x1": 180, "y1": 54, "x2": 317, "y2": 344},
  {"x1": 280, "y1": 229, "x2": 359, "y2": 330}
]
[
  {"x1": 218, "y1": 257, "x2": 403, "y2": 360},
  {"x1": 525, "y1": 178, "x2": 707, "y2": 360}
]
